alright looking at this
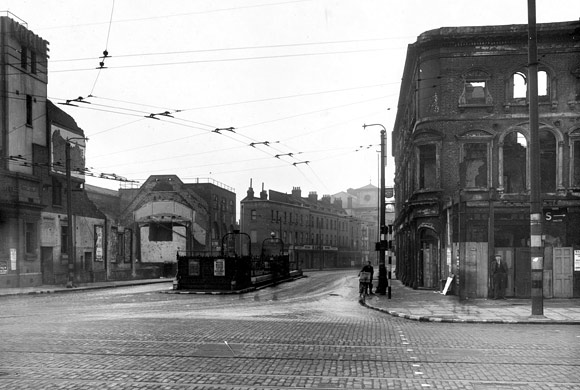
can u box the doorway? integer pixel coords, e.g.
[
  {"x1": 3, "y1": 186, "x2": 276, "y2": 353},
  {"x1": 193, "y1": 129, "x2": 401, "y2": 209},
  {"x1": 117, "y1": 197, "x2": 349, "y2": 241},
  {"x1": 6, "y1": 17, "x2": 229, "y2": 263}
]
[
  {"x1": 553, "y1": 247, "x2": 573, "y2": 298},
  {"x1": 41, "y1": 247, "x2": 54, "y2": 285}
]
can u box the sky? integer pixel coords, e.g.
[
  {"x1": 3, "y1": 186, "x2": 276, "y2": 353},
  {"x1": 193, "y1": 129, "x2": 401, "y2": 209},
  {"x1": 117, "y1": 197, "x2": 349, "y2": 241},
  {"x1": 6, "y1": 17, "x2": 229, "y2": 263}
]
[{"x1": 5, "y1": 0, "x2": 580, "y2": 206}]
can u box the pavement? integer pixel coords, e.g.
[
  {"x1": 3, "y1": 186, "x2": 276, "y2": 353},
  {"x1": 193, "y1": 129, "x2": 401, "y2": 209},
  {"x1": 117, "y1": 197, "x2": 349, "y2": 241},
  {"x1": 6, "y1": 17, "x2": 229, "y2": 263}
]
[
  {"x1": 363, "y1": 279, "x2": 580, "y2": 325},
  {"x1": 1, "y1": 276, "x2": 579, "y2": 325}
]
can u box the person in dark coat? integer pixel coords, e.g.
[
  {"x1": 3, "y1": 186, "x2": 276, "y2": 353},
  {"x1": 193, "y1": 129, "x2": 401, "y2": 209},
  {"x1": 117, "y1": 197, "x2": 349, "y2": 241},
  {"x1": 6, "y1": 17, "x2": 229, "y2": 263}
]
[
  {"x1": 359, "y1": 261, "x2": 374, "y2": 295},
  {"x1": 491, "y1": 254, "x2": 507, "y2": 299}
]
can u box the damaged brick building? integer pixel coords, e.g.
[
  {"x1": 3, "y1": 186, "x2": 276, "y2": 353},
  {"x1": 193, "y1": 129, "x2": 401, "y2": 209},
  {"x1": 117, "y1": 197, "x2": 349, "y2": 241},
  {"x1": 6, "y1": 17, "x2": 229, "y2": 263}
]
[{"x1": 392, "y1": 20, "x2": 580, "y2": 298}]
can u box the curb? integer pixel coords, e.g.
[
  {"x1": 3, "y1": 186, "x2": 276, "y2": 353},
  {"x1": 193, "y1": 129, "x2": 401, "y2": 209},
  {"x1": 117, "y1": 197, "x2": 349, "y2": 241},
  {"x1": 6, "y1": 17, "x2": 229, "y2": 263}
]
[
  {"x1": 0, "y1": 279, "x2": 173, "y2": 298},
  {"x1": 362, "y1": 301, "x2": 580, "y2": 325}
]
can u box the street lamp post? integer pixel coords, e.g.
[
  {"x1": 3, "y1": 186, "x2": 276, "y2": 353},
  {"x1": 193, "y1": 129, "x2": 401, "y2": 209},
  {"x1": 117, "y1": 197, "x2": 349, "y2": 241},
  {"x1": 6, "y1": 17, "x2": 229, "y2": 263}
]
[{"x1": 363, "y1": 123, "x2": 388, "y2": 296}]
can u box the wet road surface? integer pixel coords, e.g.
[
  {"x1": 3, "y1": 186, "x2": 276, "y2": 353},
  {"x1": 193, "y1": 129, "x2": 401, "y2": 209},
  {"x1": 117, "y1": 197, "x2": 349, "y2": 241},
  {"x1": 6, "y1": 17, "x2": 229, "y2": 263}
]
[{"x1": 0, "y1": 270, "x2": 578, "y2": 389}]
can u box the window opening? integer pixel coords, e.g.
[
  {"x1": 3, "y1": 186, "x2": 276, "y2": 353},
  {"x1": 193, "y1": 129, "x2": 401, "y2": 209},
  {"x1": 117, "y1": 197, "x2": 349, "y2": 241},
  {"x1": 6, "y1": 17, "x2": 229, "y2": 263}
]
[
  {"x1": 418, "y1": 144, "x2": 437, "y2": 189},
  {"x1": 539, "y1": 129, "x2": 556, "y2": 193},
  {"x1": 538, "y1": 70, "x2": 548, "y2": 97},
  {"x1": 52, "y1": 178, "x2": 62, "y2": 206},
  {"x1": 461, "y1": 143, "x2": 488, "y2": 188},
  {"x1": 25, "y1": 222, "x2": 36, "y2": 254},
  {"x1": 574, "y1": 140, "x2": 580, "y2": 186},
  {"x1": 31, "y1": 51, "x2": 37, "y2": 74},
  {"x1": 503, "y1": 132, "x2": 527, "y2": 193},
  {"x1": 465, "y1": 81, "x2": 486, "y2": 104},
  {"x1": 61, "y1": 225, "x2": 68, "y2": 254},
  {"x1": 26, "y1": 95, "x2": 33, "y2": 126},
  {"x1": 149, "y1": 223, "x2": 173, "y2": 242},
  {"x1": 513, "y1": 72, "x2": 527, "y2": 99},
  {"x1": 21, "y1": 46, "x2": 27, "y2": 69},
  {"x1": 251, "y1": 209, "x2": 257, "y2": 220}
]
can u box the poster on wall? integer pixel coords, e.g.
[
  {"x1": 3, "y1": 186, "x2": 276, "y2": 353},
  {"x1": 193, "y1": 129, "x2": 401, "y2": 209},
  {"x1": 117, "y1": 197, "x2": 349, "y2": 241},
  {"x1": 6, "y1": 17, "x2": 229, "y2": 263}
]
[
  {"x1": 10, "y1": 249, "x2": 16, "y2": 270},
  {"x1": 214, "y1": 259, "x2": 225, "y2": 276},
  {"x1": 575, "y1": 250, "x2": 580, "y2": 271},
  {"x1": 188, "y1": 259, "x2": 200, "y2": 276},
  {"x1": 51, "y1": 125, "x2": 86, "y2": 179},
  {"x1": 94, "y1": 226, "x2": 103, "y2": 262}
]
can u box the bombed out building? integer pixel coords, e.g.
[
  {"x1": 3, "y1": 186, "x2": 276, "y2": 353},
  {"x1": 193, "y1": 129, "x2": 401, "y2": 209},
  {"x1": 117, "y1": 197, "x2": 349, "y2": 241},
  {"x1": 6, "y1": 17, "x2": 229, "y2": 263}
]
[{"x1": 392, "y1": 20, "x2": 580, "y2": 298}]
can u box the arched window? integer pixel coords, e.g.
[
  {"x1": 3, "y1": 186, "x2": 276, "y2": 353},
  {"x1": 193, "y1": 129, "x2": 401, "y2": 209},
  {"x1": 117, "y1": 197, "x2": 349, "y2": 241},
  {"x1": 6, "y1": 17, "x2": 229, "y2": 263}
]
[
  {"x1": 513, "y1": 72, "x2": 527, "y2": 99},
  {"x1": 540, "y1": 129, "x2": 557, "y2": 193},
  {"x1": 571, "y1": 129, "x2": 580, "y2": 187},
  {"x1": 503, "y1": 132, "x2": 527, "y2": 193},
  {"x1": 538, "y1": 70, "x2": 548, "y2": 97},
  {"x1": 509, "y1": 69, "x2": 550, "y2": 101}
]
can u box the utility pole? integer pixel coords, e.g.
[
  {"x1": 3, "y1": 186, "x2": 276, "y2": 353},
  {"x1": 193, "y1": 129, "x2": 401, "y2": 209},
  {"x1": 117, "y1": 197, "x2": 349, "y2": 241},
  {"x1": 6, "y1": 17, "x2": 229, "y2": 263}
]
[
  {"x1": 65, "y1": 141, "x2": 75, "y2": 288},
  {"x1": 527, "y1": 0, "x2": 544, "y2": 316},
  {"x1": 65, "y1": 137, "x2": 87, "y2": 288},
  {"x1": 363, "y1": 123, "x2": 388, "y2": 296}
]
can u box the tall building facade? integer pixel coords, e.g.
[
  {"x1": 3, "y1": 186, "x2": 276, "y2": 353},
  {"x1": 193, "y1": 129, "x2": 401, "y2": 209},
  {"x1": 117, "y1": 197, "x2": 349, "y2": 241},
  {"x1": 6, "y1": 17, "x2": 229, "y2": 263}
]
[
  {"x1": 392, "y1": 20, "x2": 580, "y2": 298},
  {"x1": 240, "y1": 183, "x2": 369, "y2": 269},
  {"x1": 0, "y1": 15, "x2": 107, "y2": 287}
]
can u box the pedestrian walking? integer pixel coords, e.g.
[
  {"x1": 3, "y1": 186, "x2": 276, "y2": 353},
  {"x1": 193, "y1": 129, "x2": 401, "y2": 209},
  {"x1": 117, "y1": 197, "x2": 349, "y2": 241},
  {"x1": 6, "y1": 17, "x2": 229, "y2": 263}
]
[{"x1": 491, "y1": 254, "x2": 507, "y2": 299}]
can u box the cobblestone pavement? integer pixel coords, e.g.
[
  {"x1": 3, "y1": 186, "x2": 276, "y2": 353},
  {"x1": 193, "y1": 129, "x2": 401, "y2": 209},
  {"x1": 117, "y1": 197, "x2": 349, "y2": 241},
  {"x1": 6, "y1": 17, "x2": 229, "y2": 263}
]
[{"x1": 0, "y1": 271, "x2": 578, "y2": 389}]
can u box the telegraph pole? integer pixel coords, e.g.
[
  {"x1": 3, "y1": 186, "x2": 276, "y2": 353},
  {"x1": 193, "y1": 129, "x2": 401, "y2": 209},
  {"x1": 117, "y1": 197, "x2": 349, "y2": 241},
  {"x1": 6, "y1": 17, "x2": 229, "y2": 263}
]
[
  {"x1": 363, "y1": 123, "x2": 388, "y2": 295},
  {"x1": 65, "y1": 141, "x2": 75, "y2": 288},
  {"x1": 528, "y1": 0, "x2": 544, "y2": 316},
  {"x1": 65, "y1": 137, "x2": 87, "y2": 288}
]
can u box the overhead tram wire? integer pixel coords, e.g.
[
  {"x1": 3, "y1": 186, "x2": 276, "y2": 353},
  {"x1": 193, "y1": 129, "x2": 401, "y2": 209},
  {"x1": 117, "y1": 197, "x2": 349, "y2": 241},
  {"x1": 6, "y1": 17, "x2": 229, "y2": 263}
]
[
  {"x1": 89, "y1": 0, "x2": 116, "y2": 96},
  {"x1": 49, "y1": 37, "x2": 409, "y2": 65},
  {"x1": 49, "y1": 46, "x2": 394, "y2": 74}
]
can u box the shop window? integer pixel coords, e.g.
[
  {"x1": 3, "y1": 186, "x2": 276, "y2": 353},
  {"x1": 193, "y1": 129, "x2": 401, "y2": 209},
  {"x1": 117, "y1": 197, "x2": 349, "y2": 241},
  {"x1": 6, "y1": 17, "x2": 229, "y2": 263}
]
[
  {"x1": 503, "y1": 132, "x2": 527, "y2": 193},
  {"x1": 418, "y1": 144, "x2": 437, "y2": 189},
  {"x1": 461, "y1": 143, "x2": 488, "y2": 188},
  {"x1": 149, "y1": 223, "x2": 173, "y2": 241},
  {"x1": 25, "y1": 222, "x2": 37, "y2": 254},
  {"x1": 539, "y1": 129, "x2": 557, "y2": 193}
]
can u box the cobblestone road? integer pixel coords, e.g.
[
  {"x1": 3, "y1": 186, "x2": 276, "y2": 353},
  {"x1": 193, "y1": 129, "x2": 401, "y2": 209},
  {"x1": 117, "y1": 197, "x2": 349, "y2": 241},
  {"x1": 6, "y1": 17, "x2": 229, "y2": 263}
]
[{"x1": 0, "y1": 271, "x2": 578, "y2": 389}]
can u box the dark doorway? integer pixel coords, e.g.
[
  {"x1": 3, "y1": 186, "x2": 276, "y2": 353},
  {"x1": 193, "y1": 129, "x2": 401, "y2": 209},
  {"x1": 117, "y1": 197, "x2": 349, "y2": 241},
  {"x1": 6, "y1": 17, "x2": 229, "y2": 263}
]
[
  {"x1": 515, "y1": 248, "x2": 531, "y2": 297},
  {"x1": 41, "y1": 247, "x2": 54, "y2": 285}
]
